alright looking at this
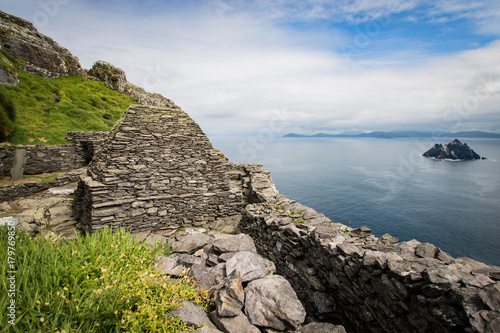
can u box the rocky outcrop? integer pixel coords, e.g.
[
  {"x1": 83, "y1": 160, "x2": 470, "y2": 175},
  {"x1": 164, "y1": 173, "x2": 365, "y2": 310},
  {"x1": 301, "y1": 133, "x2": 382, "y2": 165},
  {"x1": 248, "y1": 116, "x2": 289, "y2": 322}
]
[
  {"x1": 87, "y1": 61, "x2": 179, "y2": 109},
  {"x1": 0, "y1": 11, "x2": 82, "y2": 78},
  {"x1": 423, "y1": 139, "x2": 483, "y2": 160},
  {"x1": 0, "y1": 57, "x2": 19, "y2": 86},
  {"x1": 155, "y1": 231, "x2": 334, "y2": 332}
]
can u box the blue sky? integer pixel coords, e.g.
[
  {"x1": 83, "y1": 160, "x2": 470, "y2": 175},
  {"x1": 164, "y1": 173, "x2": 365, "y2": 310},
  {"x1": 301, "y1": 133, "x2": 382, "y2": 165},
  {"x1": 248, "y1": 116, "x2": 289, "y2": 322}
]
[{"x1": 2, "y1": 0, "x2": 500, "y2": 135}]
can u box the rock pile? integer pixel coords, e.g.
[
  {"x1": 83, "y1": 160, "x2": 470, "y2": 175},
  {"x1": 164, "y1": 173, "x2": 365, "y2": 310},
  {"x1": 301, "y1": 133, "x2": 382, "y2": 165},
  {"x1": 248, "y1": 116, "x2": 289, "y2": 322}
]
[{"x1": 155, "y1": 231, "x2": 346, "y2": 333}]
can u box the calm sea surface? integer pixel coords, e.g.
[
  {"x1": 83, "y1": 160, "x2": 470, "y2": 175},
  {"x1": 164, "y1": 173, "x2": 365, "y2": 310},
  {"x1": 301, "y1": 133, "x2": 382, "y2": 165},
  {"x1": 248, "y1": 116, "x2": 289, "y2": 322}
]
[{"x1": 209, "y1": 136, "x2": 500, "y2": 267}]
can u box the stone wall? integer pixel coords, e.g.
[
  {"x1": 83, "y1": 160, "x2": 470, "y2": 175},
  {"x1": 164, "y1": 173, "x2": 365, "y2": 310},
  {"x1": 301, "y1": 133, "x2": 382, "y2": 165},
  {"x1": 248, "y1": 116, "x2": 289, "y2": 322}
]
[
  {"x1": 238, "y1": 165, "x2": 500, "y2": 333},
  {"x1": 0, "y1": 131, "x2": 107, "y2": 180},
  {"x1": 75, "y1": 104, "x2": 244, "y2": 232},
  {"x1": 0, "y1": 169, "x2": 83, "y2": 202}
]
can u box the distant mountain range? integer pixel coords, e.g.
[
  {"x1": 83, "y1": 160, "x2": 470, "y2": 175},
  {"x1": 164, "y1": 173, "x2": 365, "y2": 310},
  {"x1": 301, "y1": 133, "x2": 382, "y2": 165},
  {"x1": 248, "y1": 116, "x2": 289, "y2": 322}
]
[{"x1": 284, "y1": 131, "x2": 500, "y2": 139}]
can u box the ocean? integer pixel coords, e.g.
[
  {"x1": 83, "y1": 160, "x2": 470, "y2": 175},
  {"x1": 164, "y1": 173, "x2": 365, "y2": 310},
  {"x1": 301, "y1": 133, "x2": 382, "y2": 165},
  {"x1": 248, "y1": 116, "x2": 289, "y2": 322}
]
[{"x1": 209, "y1": 136, "x2": 500, "y2": 267}]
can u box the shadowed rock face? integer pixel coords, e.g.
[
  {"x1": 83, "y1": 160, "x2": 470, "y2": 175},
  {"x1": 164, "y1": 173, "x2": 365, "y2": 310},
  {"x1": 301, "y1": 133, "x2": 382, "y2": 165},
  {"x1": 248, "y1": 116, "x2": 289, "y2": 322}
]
[
  {"x1": 423, "y1": 139, "x2": 483, "y2": 160},
  {"x1": 0, "y1": 11, "x2": 82, "y2": 78}
]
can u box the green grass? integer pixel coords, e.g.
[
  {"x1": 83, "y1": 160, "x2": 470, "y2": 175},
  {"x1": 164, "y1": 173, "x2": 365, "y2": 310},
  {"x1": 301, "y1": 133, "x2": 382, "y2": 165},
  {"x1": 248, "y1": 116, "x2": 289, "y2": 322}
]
[
  {"x1": 0, "y1": 50, "x2": 136, "y2": 145},
  {"x1": 0, "y1": 227, "x2": 211, "y2": 332}
]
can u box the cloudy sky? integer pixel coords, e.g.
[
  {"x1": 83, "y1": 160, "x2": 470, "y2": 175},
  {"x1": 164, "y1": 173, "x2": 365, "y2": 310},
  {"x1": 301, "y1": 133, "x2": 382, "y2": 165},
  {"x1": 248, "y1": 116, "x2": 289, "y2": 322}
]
[{"x1": 2, "y1": 0, "x2": 500, "y2": 135}]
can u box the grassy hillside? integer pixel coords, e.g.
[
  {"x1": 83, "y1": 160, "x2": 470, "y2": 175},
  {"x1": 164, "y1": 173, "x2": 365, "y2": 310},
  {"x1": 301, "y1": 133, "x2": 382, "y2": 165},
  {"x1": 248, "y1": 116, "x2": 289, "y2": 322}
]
[{"x1": 0, "y1": 50, "x2": 136, "y2": 145}]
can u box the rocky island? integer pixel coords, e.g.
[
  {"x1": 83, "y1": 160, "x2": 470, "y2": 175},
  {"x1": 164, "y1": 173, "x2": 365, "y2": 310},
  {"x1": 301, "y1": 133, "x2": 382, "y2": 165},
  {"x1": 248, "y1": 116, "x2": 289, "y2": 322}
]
[{"x1": 423, "y1": 139, "x2": 485, "y2": 160}]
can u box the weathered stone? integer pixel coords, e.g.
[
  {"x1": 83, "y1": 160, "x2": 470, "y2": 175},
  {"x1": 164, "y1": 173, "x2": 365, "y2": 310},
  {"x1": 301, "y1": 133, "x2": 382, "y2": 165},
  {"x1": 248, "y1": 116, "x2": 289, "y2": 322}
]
[
  {"x1": 212, "y1": 234, "x2": 257, "y2": 253},
  {"x1": 154, "y1": 254, "x2": 203, "y2": 277},
  {"x1": 213, "y1": 270, "x2": 245, "y2": 317},
  {"x1": 209, "y1": 310, "x2": 260, "y2": 333},
  {"x1": 377, "y1": 233, "x2": 398, "y2": 245},
  {"x1": 337, "y1": 243, "x2": 363, "y2": 257},
  {"x1": 415, "y1": 242, "x2": 438, "y2": 258},
  {"x1": 479, "y1": 283, "x2": 500, "y2": 310},
  {"x1": 462, "y1": 275, "x2": 495, "y2": 288},
  {"x1": 10, "y1": 148, "x2": 26, "y2": 181},
  {"x1": 172, "y1": 234, "x2": 212, "y2": 254},
  {"x1": 299, "y1": 322, "x2": 347, "y2": 333},
  {"x1": 168, "y1": 300, "x2": 214, "y2": 328},
  {"x1": 245, "y1": 275, "x2": 306, "y2": 330},
  {"x1": 225, "y1": 251, "x2": 276, "y2": 283},
  {"x1": 350, "y1": 226, "x2": 372, "y2": 238}
]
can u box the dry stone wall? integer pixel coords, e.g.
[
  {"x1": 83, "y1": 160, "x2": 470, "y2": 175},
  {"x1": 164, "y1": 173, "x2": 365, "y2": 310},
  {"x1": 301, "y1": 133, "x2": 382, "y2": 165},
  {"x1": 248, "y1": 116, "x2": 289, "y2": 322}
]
[
  {"x1": 238, "y1": 167, "x2": 500, "y2": 333},
  {"x1": 75, "y1": 104, "x2": 243, "y2": 232},
  {"x1": 0, "y1": 131, "x2": 106, "y2": 180}
]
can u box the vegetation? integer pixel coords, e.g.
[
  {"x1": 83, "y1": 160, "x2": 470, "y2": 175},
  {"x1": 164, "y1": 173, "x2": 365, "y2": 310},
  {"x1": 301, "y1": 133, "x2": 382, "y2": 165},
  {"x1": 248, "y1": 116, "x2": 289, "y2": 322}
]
[
  {"x1": 0, "y1": 227, "x2": 211, "y2": 332},
  {"x1": 0, "y1": 50, "x2": 136, "y2": 145},
  {"x1": 0, "y1": 89, "x2": 16, "y2": 140}
]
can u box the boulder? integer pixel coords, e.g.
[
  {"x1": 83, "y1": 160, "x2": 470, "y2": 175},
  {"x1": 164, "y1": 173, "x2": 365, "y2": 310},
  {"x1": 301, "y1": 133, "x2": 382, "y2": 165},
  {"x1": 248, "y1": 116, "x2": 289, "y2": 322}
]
[
  {"x1": 244, "y1": 275, "x2": 306, "y2": 330},
  {"x1": 168, "y1": 300, "x2": 214, "y2": 328},
  {"x1": 171, "y1": 233, "x2": 212, "y2": 254},
  {"x1": 213, "y1": 270, "x2": 245, "y2": 317},
  {"x1": 209, "y1": 310, "x2": 260, "y2": 333},
  {"x1": 212, "y1": 234, "x2": 257, "y2": 253},
  {"x1": 154, "y1": 254, "x2": 203, "y2": 277},
  {"x1": 225, "y1": 251, "x2": 276, "y2": 283}
]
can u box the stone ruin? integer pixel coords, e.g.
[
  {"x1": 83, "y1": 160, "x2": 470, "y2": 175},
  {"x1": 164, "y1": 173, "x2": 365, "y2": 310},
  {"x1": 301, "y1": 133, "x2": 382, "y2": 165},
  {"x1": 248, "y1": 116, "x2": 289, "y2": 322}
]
[{"x1": 75, "y1": 104, "x2": 243, "y2": 232}]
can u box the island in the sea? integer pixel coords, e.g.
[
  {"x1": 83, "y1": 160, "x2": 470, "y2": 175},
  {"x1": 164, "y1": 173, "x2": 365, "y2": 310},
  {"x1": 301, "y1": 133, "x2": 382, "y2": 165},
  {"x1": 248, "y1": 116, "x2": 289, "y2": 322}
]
[{"x1": 422, "y1": 139, "x2": 485, "y2": 160}]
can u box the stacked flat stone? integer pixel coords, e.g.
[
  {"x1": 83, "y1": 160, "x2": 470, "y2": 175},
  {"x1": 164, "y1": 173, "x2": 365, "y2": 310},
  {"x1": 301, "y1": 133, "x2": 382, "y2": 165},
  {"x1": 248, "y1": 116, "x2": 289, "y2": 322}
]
[
  {"x1": 239, "y1": 173, "x2": 500, "y2": 333},
  {"x1": 76, "y1": 104, "x2": 243, "y2": 232},
  {"x1": 0, "y1": 132, "x2": 106, "y2": 181}
]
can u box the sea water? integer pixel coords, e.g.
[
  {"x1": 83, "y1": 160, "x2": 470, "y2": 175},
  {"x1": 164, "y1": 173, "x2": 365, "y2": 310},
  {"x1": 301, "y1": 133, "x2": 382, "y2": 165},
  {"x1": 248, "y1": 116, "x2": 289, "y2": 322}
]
[{"x1": 209, "y1": 136, "x2": 500, "y2": 267}]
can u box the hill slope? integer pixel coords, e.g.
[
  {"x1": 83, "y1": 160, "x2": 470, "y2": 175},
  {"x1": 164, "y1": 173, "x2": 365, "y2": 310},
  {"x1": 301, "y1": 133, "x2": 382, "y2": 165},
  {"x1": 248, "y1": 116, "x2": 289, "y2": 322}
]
[{"x1": 0, "y1": 49, "x2": 136, "y2": 145}]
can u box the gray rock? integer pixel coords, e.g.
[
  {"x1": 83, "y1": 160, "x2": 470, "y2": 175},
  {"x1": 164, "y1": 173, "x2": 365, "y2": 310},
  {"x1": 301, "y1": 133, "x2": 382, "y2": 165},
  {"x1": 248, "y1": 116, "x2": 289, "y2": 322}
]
[
  {"x1": 168, "y1": 300, "x2": 213, "y2": 328},
  {"x1": 213, "y1": 270, "x2": 245, "y2": 317},
  {"x1": 377, "y1": 233, "x2": 398, "y2": 245},
  {"x1": 189, "y1": 264, "x2": 215, "y2": 290},
  {"x1": 244, "y1": 275, "x2": 306, "y2": 330},
  {"x1": 423, "y1": 266, "x2": 466, "y2": 285},
  {"x1": 350, "y1": 226, "x2": 372, "y2": 238},
  {"x1": 415, "y1": 242, "x2": 438, "y2": 258},
  {"x1": 154, "y1": 254, "x2": 203, "y2": 277},
  {"x1": 213, "y1": 234, "x2": 257, "y2": 253},
  {"x1": 462, "y1": 275, "x2": 495, "y2": 288},
  {"x1": 299, "y1": 322, "x2": 347, "y2": 333},
  {"x1": 172, "y1": 233, "x2": 212, "y2": 254},
  {"x1": 10, "y1": 148, "x2": 27, "y2": 182},
  {"x1": 209, "y1": 310, "x2": 260, "y2": 333},
  {"x1": 479, "y1": 283, "x2": 500, "y2": 310},
  {"x1": 226, "y1": 251, "x2": 276, "y2": 283}
]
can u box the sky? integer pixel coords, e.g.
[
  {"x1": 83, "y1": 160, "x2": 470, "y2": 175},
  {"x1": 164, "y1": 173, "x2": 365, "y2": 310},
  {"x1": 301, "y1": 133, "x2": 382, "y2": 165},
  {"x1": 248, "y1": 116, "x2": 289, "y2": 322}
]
[{"x1": 2, "y1": 0, "x2": 500, "y2": 135}]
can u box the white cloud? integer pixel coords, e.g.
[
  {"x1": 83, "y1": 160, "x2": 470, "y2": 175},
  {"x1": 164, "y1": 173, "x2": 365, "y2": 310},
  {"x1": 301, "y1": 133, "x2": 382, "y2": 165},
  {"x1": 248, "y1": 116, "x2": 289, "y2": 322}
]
[{"x1": 2, "y1": 0, "x2": 500, "y2": 135}]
